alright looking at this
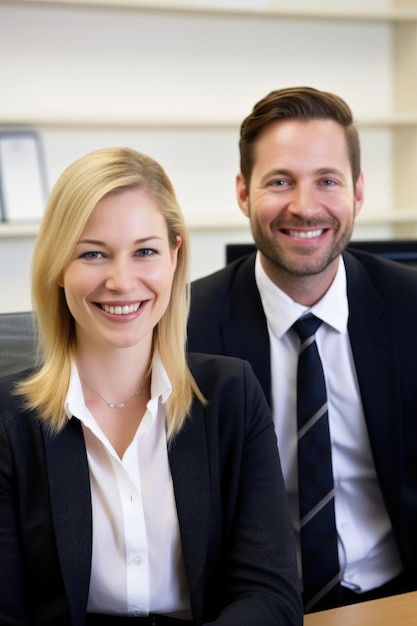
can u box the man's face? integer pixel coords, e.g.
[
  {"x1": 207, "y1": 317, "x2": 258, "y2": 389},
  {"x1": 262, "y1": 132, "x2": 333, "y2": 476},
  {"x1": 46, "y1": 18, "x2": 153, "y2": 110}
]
[{"x1": 236, "y1": 119, "x2": 364, "y2": 285}]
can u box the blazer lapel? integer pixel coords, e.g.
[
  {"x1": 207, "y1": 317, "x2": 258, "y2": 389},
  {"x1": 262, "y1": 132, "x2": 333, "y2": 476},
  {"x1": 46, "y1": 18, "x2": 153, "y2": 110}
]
[
  {"x1": 43, "y1": 417, "x2": 92, "y2": 626},
  {"x1": 344, "y1": 252, "x2": 401, "y2": 486},
  {"x1": 221, "y1": 255, "x2": 271, "y2": 403},
  {"x1": 168, "y1": 403, "x2": 210, "y2": 623}
]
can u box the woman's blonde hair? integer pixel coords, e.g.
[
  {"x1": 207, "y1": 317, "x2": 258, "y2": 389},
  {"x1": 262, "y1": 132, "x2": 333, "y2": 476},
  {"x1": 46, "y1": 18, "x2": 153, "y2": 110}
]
[{"x1": 16, "y1": 147, "x2": 204, "y2": 440}]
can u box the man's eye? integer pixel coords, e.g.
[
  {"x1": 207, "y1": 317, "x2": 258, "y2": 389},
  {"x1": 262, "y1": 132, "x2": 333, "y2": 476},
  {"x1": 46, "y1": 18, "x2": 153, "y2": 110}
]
[
  {"x1": 268, "y1": 179, "x2": 289, "y2": 188},
  {"x1": 322, "y1": 179, "x2": 336, "y2": 186}
]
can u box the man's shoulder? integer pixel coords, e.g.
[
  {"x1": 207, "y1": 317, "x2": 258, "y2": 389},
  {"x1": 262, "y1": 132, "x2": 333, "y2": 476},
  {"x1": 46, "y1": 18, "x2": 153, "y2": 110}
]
[
  {"x1": 190, "y1": 253, "x2": 256, "y2": 308},
  {"x1": 344, "y1": 247, "x2": 417, "y2": 290},
  {"x1": 343, "y1": 249, "x2": 417, "y2": 307},
  {"x1": 187, "y1": 351, "x2": 261, "y2": 402},
  {"x1": 192, "y1": 253, "x2": 255, "y2": 288}
]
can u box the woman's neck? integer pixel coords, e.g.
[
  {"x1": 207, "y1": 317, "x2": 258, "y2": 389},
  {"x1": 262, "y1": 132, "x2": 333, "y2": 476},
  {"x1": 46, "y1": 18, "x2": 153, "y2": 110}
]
[{"x1": 74, "y1": 342, "x2": 152, "y2": 403}]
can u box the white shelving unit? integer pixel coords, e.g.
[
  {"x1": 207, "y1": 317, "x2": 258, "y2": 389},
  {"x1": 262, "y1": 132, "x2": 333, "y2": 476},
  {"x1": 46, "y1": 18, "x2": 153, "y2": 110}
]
[{"x1": 1, "y1": 0, "x2": 417, "y2": 309}]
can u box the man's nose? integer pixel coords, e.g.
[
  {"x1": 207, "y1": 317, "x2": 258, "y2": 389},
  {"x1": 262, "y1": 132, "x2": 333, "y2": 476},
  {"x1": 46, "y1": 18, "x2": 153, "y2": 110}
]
[{"x1": 288, "y1": 185, "x2": 318, "y2": 218}]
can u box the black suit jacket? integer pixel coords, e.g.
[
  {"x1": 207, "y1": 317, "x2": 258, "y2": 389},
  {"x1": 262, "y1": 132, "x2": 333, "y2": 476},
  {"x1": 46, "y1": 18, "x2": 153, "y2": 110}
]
[
  {"x1": 188, "y1": 249, "x2": 417, "y2": 581},
  {"x1": 0, "y1": 353, "x2": 302, "y2": 626}
]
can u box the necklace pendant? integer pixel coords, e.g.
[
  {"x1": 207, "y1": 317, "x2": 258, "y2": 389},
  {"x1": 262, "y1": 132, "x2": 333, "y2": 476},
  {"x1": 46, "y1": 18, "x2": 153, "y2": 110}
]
[{"x1": 81, "y1": 376, "x2": 143, "y2": 409}]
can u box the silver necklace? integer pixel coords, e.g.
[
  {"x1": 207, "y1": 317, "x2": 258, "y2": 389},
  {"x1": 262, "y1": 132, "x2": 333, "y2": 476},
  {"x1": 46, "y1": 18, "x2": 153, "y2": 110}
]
[{"x1": 81, "y1": 378, "x2": 144, "y2": 409}]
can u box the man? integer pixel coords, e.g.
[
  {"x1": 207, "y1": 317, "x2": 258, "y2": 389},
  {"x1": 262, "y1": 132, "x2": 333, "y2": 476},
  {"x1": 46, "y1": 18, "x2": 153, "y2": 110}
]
[{"x1": 187, "y1": 86, "x2": 417, "y2": 613}]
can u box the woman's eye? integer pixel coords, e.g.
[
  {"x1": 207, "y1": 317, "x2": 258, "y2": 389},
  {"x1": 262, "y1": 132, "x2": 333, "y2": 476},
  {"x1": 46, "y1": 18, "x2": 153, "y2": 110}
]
[
  {"x1": 82, "y1": 251, "x2": 103, "y2": 259},
  {"x1": 137, "y1": 248, "x2": 155, "y2": 257}
]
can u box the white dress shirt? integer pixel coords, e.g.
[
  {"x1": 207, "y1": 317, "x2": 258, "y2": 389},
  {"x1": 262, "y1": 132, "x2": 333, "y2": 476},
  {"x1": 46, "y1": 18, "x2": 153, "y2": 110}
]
[
  {"x1": 64, "y1": 355, "x2": 192, "y2": 618},
  {"x1": 255, "y1": 253, "x2": 403, "y2": 593}
]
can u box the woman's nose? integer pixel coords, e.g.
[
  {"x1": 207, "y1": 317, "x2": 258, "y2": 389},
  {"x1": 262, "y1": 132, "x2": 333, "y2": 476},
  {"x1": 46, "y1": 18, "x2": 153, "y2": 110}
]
[{"x1": 105, "y1": 259, "x2": 136, "y2": 292}]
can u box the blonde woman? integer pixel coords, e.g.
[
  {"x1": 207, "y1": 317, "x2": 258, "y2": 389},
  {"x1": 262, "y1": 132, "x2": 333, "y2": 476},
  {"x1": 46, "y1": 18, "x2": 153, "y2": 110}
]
[{"x1": 0, "y1": 147, "x2": 302, "y2": 625}]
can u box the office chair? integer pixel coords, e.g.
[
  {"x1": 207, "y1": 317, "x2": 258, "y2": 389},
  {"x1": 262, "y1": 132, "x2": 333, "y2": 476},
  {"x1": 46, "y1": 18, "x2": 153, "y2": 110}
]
[{"x1": 0, "y1": 311, "x2": 39, "y2": 377}]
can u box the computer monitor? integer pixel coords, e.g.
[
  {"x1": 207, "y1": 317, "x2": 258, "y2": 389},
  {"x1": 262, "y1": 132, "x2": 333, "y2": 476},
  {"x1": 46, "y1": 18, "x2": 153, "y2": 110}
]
[
  {"x1": 347, "y1": 240, "x2": 417, "y2": 269},
  {"x1": 225, "y1": 240, "x2": 417, "y2": 269},
  {"x1": 225, "y1": 243, "x2": 256, "y2": 264}
]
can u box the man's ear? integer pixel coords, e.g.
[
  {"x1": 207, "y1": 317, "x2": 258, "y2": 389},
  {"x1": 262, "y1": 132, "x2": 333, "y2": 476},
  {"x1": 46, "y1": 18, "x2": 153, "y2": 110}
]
[
  {"x1": 354, "y1": 172, "x2": 365, "y2": 218},
  {"x1": 236, "y1": 172, "x2": 250, "y2": 218}
]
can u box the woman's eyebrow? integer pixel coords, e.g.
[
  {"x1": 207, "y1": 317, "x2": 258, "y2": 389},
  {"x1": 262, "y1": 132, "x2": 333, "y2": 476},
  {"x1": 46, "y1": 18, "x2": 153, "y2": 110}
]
[{"x1": 76, "y1": 235, "x2": 163, "y2": 245}]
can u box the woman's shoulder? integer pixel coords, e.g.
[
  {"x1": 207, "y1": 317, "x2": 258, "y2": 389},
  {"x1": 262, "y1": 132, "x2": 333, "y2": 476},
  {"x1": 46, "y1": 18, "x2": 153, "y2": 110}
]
[
  {"x1": 187, "y1": 351, "x2": 260, "y2": 397},
  {"x1": 0, "y1": 368, "x2": 32, "y2": 391},
  {"x1": 188, "y1": 351, "x2": 249, "y2": 374},
  {"x1": 0, "y1": 370, "x2": 33, "y2": 422}
]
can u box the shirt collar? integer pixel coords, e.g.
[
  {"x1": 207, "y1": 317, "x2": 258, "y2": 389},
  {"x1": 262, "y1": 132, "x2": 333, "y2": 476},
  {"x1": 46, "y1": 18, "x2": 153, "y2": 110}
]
[{"x1": 255, "y1": 251, "x2": 349, "y2": 338}]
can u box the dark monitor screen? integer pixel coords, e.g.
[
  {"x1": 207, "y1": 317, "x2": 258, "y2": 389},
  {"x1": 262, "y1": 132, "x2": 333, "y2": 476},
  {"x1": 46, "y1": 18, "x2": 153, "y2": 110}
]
[
  {"x1": 225, "y1": 243, "x2": 256, "y2": 264},
  {"x1": 225, "y1": 240, "x2": 417, "y2": 269},
  {"x1": 347, "y1": 240, "x2": 417, "y2": 269}
]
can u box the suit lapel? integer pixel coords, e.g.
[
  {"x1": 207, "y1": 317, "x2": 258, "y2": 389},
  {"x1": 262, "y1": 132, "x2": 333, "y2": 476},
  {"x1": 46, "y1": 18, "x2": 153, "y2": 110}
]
[
  {"x1": 43, "y1": 417, "x2": 92, "y2": 625},
  {"x1": 168, "y1": 403, "x2": 210, "y2": 623},
  {"x1": 344, "y1": 252, "x2": 401, "y2": 483},
  {"x1": 221, "y1": 255, "x2": 271, "y2": 403}
]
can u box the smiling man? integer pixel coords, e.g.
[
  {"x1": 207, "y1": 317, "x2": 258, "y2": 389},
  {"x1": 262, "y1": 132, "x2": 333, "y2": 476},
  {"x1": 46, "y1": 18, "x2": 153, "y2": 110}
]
[
  {"x1": 236, "y1": 114, "x2": 363, "y2": 305},
  {"x1": 187, "y1": 87, "x2": 417, "y2": 614}
]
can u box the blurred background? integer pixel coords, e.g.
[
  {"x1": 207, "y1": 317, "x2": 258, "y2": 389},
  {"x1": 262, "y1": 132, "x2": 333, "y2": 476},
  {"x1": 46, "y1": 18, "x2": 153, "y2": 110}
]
[{"x1": 1, "y1": 0, "x2": 417, "y2": 311}]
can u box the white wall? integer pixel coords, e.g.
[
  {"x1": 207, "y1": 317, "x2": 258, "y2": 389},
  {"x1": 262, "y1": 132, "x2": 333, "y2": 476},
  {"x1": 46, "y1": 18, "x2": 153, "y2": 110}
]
[{"x1": 0, "y1": 1, "x2": 397, "y2": 311}]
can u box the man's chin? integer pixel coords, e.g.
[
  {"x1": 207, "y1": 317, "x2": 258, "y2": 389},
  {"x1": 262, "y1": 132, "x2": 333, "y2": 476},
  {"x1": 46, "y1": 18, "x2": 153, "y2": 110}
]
[{"x1": 261, "y1": 249, "x2": 336, "y2": 277}]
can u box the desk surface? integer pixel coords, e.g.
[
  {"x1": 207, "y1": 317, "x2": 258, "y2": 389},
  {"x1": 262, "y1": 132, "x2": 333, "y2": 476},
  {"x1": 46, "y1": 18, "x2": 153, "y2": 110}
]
[{"x1": 304, "y1": 591, "x2": 417, "y2": 626}]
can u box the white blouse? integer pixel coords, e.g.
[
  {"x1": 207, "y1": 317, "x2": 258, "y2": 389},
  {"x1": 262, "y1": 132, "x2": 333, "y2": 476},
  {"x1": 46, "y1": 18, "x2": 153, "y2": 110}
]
[{"x1": 64, "y1": 356, "x2": 192, "y2": 619}]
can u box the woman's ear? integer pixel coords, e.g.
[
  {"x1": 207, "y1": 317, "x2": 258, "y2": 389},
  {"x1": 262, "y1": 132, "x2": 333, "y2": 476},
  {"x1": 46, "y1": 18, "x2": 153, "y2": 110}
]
[{"x1": 171, "y1": 235, "x2": 182, "y2": 268}]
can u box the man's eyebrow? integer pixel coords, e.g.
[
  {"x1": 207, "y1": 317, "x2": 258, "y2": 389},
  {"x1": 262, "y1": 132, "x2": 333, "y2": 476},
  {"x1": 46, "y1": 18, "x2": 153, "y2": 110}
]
[
  {"x1": 315, "y1": 167, "x2": 346, "y2": 177},
  {"x1": 261, "y1": 167, "x2": 346, "y2": 178},
  {"x1": 264, "y1": 168, "x2": 292, "y2": 176}
]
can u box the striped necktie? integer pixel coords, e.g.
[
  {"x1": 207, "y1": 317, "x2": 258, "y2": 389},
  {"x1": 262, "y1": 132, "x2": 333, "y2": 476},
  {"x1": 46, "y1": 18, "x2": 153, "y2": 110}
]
[{"x1": 293, "y1": 314, "x2": 340, "y2": 612}]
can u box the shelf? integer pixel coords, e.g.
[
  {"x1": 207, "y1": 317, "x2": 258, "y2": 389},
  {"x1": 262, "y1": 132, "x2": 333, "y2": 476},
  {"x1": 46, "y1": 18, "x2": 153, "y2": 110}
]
[
  {"x1": 2, "y1": 210, "x2": 417, "y2": 240},
  {"x1": 2, "y1": 114, "x2": 417, "y2": 131},
  {"x1": 0, "y1": 219, "x2": 250, "y2": 237},
  {"x1": 3, "y1": 0, "x2": 417, "y2": 22},
  {"x1": 356, "y1": 209, "x2": 417, "y2": 225},
  {"x1": 0, "y1": 223, "x2": 40, "y2": 238}
]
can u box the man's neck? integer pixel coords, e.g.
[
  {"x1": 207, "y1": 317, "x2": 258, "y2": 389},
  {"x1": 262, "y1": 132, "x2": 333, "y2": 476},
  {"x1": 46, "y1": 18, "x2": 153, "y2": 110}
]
[{"x1": 260, "y1": 254, "x2": 341, "y2": 307}]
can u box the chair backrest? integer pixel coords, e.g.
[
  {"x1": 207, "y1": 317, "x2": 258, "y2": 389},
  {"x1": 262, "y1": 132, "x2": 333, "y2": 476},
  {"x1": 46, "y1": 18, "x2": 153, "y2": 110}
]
[{"x1": 0, "y1": 311, "x2": 38, "y2": 377}]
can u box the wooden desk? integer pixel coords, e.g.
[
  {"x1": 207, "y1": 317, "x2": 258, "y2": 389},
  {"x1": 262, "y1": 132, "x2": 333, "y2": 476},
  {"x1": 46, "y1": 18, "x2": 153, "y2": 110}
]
[{"x1": 304, "y1": 591, "x2": 417, "y2": 625}]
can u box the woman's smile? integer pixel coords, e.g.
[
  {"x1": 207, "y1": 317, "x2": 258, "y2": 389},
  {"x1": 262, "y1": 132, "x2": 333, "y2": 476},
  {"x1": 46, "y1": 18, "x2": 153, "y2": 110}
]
[{"x1": 60, "y1": 187, "x2": 179, "y2": 353}]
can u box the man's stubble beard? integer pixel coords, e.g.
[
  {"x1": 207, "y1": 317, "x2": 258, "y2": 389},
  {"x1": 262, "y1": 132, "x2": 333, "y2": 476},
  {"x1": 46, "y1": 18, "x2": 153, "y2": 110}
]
[{"x1": 248, "y1": 211, "x2": 355, "y2": 278}]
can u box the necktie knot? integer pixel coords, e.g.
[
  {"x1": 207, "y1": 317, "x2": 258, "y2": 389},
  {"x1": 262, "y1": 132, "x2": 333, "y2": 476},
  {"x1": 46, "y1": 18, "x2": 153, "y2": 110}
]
[{"x1": 293, "y1": 313, "x2": 322, "y2": 343}]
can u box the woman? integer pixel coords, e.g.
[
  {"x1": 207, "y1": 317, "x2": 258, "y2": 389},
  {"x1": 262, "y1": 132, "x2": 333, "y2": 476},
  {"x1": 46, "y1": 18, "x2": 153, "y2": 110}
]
[{"x1": 0, "y1": 147, "x2": 302, "y2": 625}]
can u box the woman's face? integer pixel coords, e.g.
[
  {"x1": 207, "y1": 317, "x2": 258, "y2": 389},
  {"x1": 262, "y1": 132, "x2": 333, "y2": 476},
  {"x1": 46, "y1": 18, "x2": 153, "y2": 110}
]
[{"x1": 59, "y1": 187, "x2": 180, "y2": 356}]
